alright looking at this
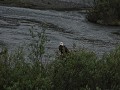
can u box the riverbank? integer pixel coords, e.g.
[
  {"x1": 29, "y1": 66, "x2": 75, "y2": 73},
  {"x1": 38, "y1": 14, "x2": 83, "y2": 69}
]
[{"x1": 0, "y1": 0, "x2": 84, "y2": 11}]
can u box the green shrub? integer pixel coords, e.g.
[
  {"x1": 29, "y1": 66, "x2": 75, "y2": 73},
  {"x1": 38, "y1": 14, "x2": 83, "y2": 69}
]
[
  {"x1": 0, "y1": 29, "x2": 51, "y2": 90},
  {"x1": 48, "y1": 48, "x2": 120, "y2": 90},
  {"x1": 87, "y1": 0, "x2": 120, "y2": 25},
  {"x1": 98, "y1": 46, "x2": 120, "y2": 90},
  {"x1": 48, "y1": 50, "x2": 98, "y2": 90},
  {"x1": 0, "y1": 29, "x2": 120, "y2": 89}
]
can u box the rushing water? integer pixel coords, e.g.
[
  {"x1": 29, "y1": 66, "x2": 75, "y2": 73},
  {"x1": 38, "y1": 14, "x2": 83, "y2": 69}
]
[{"x1": 0, "y1": 6, "x2": 120, "y2": 57}]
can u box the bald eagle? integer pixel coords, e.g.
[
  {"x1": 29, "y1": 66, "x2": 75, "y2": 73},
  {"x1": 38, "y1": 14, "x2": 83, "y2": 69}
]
[{"x1": 59, "y1": 42, "x2": 69, "y2": 55}]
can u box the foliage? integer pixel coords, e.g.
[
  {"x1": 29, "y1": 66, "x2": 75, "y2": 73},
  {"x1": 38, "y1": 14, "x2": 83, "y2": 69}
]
[
  {"x1": 0, "y1": 29, "x2": 120, "y2": 89},
  {"x1": 87, "y1": 0, "x2": 120, "y2": 25},
  {"x1": 0, "y1": 28, "x2": 51, "y2": 90},
  {"x1": 49, "y1": 48, "x2": 120, "y2": 90},
  {"x1": 28, "y1": 28, "x2": 47, "y2": 62},
  {"x1": 48, "y1": 50, "x2": 97, "y2": 90}
]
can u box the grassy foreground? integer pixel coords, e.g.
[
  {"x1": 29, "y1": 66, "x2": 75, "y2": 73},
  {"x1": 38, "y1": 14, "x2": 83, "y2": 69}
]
[{"x1": 0, "y1": 30, "x2": 120, "y2": 90}]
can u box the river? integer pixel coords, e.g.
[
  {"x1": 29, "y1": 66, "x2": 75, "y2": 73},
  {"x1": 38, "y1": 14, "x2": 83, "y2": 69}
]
[{"x1": 0, "y1": 6, "x2": 120, "y2": 58}]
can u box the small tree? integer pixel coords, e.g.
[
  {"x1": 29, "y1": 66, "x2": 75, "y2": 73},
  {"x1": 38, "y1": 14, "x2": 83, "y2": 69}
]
[{"x1": 28, "y1": 27, "x2": 47, "y2": 63}]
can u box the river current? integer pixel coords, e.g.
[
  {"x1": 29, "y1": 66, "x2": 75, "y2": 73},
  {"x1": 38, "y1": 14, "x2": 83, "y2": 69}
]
[{"x1": 0, "y1": 6, "x2": 120, "y2": 57}]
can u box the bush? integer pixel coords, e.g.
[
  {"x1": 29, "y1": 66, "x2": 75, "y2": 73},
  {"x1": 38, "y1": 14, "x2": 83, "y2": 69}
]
[
  {"x1": 0, "y1": 47, "x2": 120, "y2": 90},
  {"x1": 0, "y1": 48, "x2": 51, "y2": 90},
  {"x1": 48, "y1": 48, "x2": 120, "y2": 90},
  {"x1": 48, "y1": 50, "x2": 97, "y2": 90},
  {"x1": 0, "y1": 29, "x2": 120, "y2": 89},
  {"x1": 0, "y1": 29, "x2": 51, "y2": 90},
  {"x1": 87, "y1": 0, "x2": 120, "y2": 25}
]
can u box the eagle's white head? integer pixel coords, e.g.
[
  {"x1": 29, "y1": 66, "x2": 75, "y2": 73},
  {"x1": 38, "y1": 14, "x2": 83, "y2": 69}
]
[{"x1": 60, "y1": 42, "x2": 64, "y2": 46}]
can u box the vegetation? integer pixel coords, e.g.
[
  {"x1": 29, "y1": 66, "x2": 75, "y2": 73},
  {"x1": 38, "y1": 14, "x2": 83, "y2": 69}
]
[
  {"x1": 87, "y1": 0, "x2": 120, "y2": 25},
  {"x1": 0, "y1": 29, "x2": 120, "y2": 90}
]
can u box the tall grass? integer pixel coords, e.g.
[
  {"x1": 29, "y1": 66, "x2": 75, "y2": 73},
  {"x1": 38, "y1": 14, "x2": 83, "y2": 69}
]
[{"x1": 0, "y1": 29, "x2": 120, "y2": 90}]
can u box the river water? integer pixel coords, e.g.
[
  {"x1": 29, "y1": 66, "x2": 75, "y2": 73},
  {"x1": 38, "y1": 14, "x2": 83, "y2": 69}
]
[{"x1": 0, "y1": 6, "x2": 120, "y2": 57}]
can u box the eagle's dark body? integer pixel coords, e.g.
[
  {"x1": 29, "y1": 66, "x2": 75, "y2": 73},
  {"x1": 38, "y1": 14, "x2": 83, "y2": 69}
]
[{"x1": 59, "y1": 45, "x2": 69, "y2": 54}]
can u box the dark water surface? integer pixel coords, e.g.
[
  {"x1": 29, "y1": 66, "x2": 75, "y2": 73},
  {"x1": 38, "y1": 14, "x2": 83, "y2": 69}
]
[{"x1": 0, "y1": 6, "x2": 120, "y2": 57}]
